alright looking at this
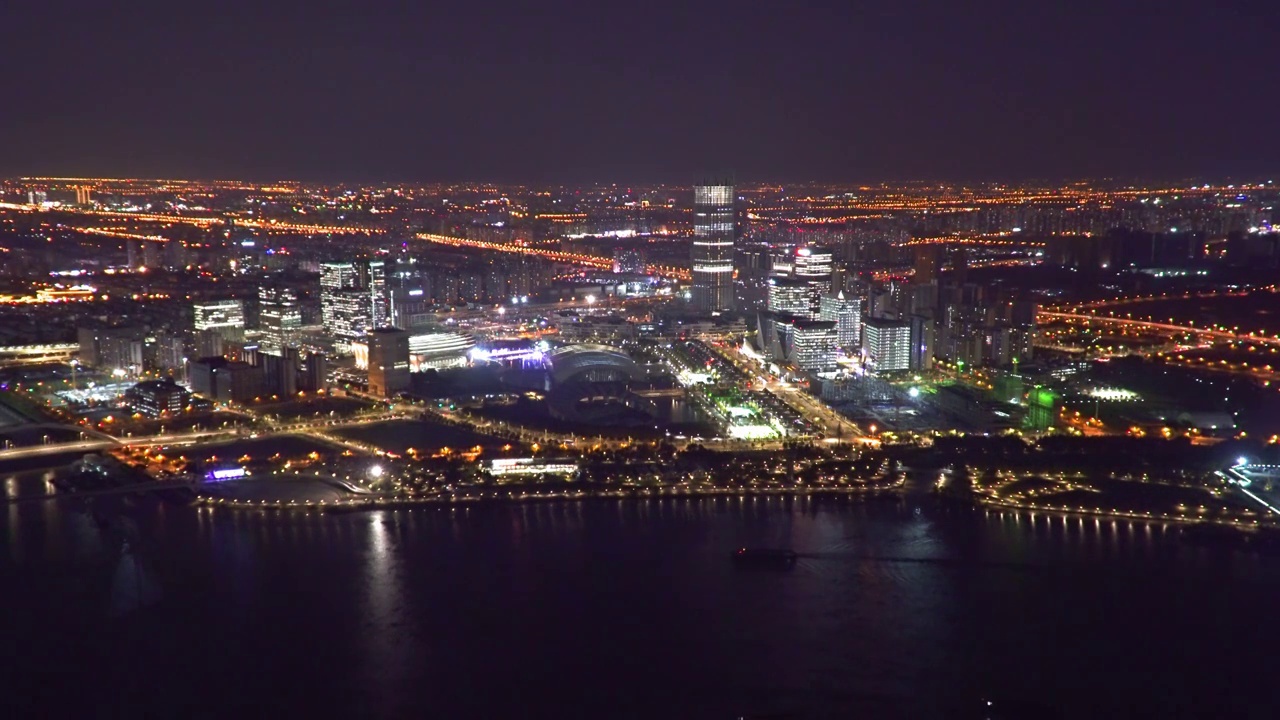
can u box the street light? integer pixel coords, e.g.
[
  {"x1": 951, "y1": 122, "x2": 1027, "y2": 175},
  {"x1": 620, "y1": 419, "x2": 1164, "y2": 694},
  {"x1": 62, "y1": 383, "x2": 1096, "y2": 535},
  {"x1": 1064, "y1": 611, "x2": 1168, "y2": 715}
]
[{"x1": 369, "y1": 464, "x2": 384, "y2": 479}]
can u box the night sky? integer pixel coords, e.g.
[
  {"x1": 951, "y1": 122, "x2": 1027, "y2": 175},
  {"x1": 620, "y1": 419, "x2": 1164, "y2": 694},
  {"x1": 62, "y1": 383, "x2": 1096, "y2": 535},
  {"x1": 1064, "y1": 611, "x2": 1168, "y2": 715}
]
[{"x1": 3, "y1": 0, "x2": 1277, "y2": 183}]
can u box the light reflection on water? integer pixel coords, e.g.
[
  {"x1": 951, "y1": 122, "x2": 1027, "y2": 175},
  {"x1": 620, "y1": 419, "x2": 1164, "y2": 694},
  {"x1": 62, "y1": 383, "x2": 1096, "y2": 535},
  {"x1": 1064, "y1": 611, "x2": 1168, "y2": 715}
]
[{"x1": 6, "y1": 464, "x2": 1280, "y2": 717}]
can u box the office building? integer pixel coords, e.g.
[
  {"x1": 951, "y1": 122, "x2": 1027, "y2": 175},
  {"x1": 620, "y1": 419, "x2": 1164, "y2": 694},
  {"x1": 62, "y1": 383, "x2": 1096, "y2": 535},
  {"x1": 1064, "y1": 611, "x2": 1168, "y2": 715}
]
[
  {"x1": 819, "y1": 292, "x2": 861, "y2": 348},
  {"x1": 786, "y1": 318, "x2": 838, "y2": 372},
  {"x1": 125, "y1": 379, "x2": 191, "y2": 417},
  {"x1": 328, "y1": 288, "x2": 373, "y2": 345},
  {"x1": 367, "y1": 260, "x2": 389, "y2": 327},
  {"x1": 77, "y1": 324, "x2": 144, "y2": 374},
  {"x1": 189, "y1": 357, "x2": 263, "y2": 403},
  {"x1": 690, "y1": 183, "x2": 735, "y2": 313},
  {"x1": 767, "y1": 277, "x2": 814, "y2": 318},
  {"x1": 298, "y1": 353, "x2": 327, "y2": 392},
  {"x1": 193, "y1": 299, "x2": 245, "y2": 357},
  {"x1": 366, "y1": 327, "x2": 411, "y2": 397},
  {"x1": 258, "y1": 285, "x2": 302, "y2": 352},
  {"x1": 389, "y1": 287, "x2": 433, "y2": 330},
  {"x1": 862, "y1": 317, "x2": 912, "y2": 373},
  {"x1": 261, "y1": 348, "x2": 299, "y2": 397},
  {"x1": 194, "y1": 299, "x2": 246, "y2": 334},
  {"x1": 908, "y1": 314, "x2": 934, "y2": 371},
  {"x1": 792, "y1": 246, "x2": 834, "y2": 317},
  {"x1": 407, "y1": 330, "x2": 473, "y2": 371},
  {"x1": 320, "y1": 261, "x2": 360, "y2": 333}
]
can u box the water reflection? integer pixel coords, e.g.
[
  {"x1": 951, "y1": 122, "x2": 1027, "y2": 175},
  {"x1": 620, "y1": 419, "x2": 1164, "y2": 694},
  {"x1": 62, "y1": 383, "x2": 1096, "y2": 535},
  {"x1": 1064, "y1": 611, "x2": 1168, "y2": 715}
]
[{"x1": 8, "y1": 474, "x2": 1280, "y2": 717}]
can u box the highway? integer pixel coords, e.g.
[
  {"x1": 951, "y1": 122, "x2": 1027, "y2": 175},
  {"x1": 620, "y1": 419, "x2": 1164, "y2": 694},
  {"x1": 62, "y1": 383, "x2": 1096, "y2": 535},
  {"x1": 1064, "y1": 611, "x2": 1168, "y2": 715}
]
[
  {"x1": 1038, "y1": 311, "x2": 1280, "y2": 347},
  {"x1": 16, "y1": 205, "x2": 692, "y2": 280},
  {"x1": 415, "y1": 232, "x2": 691, "y2": 281}
]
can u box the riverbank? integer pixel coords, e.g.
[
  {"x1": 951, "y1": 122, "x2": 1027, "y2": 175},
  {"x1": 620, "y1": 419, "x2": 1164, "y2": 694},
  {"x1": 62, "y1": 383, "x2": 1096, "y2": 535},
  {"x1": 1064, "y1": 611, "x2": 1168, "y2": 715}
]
[{"x1": 193, "y1": 478, "x2": 905, "y2": 513}]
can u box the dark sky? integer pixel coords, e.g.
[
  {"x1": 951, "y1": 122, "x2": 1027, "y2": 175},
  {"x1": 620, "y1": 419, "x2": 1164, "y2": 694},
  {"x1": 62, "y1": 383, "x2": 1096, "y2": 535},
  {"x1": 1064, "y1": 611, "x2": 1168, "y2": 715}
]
[{"x1": 3, "y1": 0, "x2": 1277, "y2": 183}]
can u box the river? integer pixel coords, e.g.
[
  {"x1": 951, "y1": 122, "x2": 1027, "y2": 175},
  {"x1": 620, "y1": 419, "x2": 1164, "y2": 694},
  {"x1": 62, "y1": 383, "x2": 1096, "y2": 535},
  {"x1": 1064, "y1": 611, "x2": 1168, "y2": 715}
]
[{"x1": 5, "y1": 461, "x2": 1280, "y2": 718}]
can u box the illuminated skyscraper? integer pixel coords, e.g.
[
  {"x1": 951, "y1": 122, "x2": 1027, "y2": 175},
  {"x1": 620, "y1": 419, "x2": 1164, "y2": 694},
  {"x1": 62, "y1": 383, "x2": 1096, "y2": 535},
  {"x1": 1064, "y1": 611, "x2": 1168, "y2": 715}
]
[
  {"x1": 862, "y1": 317, "x2": 911, "y2": 373},
  {"x1": 819, "y1": 291, "x2": 861, "y2": 348},
  {"x1": 792, "y1": 246, "x2": 833, "y2": 318},
  {"x1": 192, "y1": 298, "x2": 246, "y2": 358},
  {"x1": 258, "y1": 285, "x2": 301, "y2": 352},
  {"x1": 320, "y1": 262, "x2": 360, "y2": 335},
  {"x1": 690, "y1": 183, "x2": 735, "y2": 313},
  {"x1": 367, "y1": 260, "x2": 389, "y2": 327}
]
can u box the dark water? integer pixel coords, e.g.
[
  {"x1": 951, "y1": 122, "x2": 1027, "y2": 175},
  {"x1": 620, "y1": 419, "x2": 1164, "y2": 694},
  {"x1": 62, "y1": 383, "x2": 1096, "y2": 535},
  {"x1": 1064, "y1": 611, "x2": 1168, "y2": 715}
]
[{"x1": 5, "y1": 467, "x2": 1280, "y2": 719}]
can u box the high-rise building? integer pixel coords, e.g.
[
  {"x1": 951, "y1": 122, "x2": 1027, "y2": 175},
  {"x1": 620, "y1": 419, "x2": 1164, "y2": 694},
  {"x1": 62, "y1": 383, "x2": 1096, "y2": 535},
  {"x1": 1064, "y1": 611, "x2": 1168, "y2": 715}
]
[
  {"x1": 908, "y1": 314, "x2": 934, "y2": 371},
  {"x1": 320, "y1": 262, "x2": 360, "y2": 333},
  {"x1": 819, "y1": 291, "x2": 861, "y2": 348},
  {"x1": 329, "y1": 288, "x2": 373, "y2": 345},
  {"x1": 298, "y1": 353, "x2": 327, "y2": 392},
  {"x1": 75, "y1": 186, "x2": 92, "y2": 206},
  {"x1": 862, "y1": 318, "x2": 912, "y2": 373},
  {"x1": 913, "y1": 246, "x2": 942, "y2": 284},
  {"x1": 785, "y1": 318, "x2": 838, "y2": 372},
  {"x1": 767, "y1": 277, "x2": 813, "y2": 318},
  {"x1": 261, "y1": 348, "x2": 299, "y2": 397},
  {"x1": 189, "y1": 357, "x2": 263, "y2": 403},
  {"x1": 258, "y1": 285, "x2": 302, "y2": 352},
  {"x1": 367, "y1": 260, "x2": 389, "y2": 327},
  {"x1": 323, "y1": 260, "x2": 390, "y2": 339},
  {"x1": 193, "y1": 298, "x2": 246, "y2": 358},
  {"x1": 792, "y1": 246, "x2": 834, "y2": 318},
  {"x1": 77, "y1": 324, "x2": 144, "y2": 374},
  {"x1": 389, "y1": 287, "x2": 433, "y2": 330},
  {"x1": 366, "y1": 327, "x2": 411, "y2": 397},
  {"x1": 193, "y1": 299, "x2": 245, "y2": 334},
  {"x1": 733, "y1": 244, "x2": 771, "y2": 312},
  {"x1": 147, "y1": 333, "x2": 188, "y2": 380},
  {"x1": 690, "y1": 184, "x2": 735, "y2": 313}
]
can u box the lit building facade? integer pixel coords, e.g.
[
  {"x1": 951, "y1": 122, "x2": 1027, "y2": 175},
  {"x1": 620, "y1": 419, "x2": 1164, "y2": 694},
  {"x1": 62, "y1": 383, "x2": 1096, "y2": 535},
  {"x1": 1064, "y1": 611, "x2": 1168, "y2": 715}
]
[
  {"x1": 367, "y1": 260, "x2": 389, "y2": 328},
  {"x1": 193, "y1": 299, "x2": 245, "y2": 334},
  {"x1": 862, "y1": 317, "x2": 912, "y2": 373},
  {"x1": 320, "y1": 262, "x2": 360, "y2": 336},
  {"x1": 125, "y1": 379, "x2": 191, "y2": 417},
  {"x1": 329, "y1": 288, "x2": 372, "y2": 346},
  {"x1": 258, "y1": 285, "x2": 302, "y2": 352},
  {"x1": 193, "y1": 299, "x2": 245, "y2": 357},
  {"x1": 819, "y1": 292, "x2": 861, "y2": 348},
  {"x1": 690, "y1": 184, "x2": 735, "y2": 312},
  {"x1": 787, "y1": 318, "x2": 838, "y2": 371},
  {"x1": 768, "y1": 277, "x2": 814, "y2": 318}
]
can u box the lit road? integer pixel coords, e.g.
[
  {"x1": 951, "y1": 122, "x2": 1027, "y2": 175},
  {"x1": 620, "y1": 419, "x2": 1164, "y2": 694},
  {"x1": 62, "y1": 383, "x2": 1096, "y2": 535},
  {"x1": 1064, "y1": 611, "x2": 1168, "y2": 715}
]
[
  {"x1": 711, "y1": 342, "x2": 870, "y2": 442},
  {"x1": 415, "y1": 232, "x2": 691, "y2": 281},
  {"x1": 0, "y1": 438, "x2": 118, "y2": 460},
  {"x1": 20, "y1": 205, "x2": 693, "y2": 280},
  {"x1": 1037, "y1": 311, "x2": 1280, "y2": 347}
]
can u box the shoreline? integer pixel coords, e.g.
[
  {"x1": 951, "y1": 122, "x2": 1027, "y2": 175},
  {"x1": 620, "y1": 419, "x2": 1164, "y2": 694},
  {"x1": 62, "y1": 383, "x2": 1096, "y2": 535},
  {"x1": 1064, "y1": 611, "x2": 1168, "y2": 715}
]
[
  {"x1": 193, "y1": 480, "x2": 906, "y2": 513},
  {"x1": 973, "y1": 494, "x2": 1278, "y2": 531}
]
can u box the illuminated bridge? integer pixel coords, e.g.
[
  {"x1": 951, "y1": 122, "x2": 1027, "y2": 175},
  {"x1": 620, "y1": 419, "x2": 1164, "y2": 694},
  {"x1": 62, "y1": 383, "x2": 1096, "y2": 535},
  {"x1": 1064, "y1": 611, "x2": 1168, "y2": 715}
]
[{"x1": 0, "y1": 343, "x2": 79, "y2": 365}]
